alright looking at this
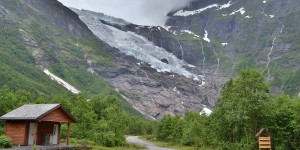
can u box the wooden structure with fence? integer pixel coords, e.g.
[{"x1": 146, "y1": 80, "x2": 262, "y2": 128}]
[{"x1": 256, "y1": 128, "x2": 272, "y2": 150}]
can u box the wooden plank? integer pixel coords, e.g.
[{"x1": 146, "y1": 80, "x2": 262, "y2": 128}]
[
  {"x1": 259, "y1": 141, "x2": 271, "y2": 144},
  {"x1": 259, "y1": 137, "x2": 271, "y2": 140},
  {"x1": 41, "y1": 108, "x2": 74, "y2": 123},
  {"x1": 4, "y1": 121, "x2": 7, "y2": 134},
  {"x1": 5, "y1": 121, "x2": 27, "y2": 145},
  {"x1": 259, "y1": 145, "x2": 271, "y2": 148}
]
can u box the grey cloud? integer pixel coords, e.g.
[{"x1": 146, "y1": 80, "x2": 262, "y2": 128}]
[{"x1": 58, "y1": 0, "x2": 194, "y2": 26}]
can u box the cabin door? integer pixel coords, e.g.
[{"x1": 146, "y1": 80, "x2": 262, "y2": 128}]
[
  {"x1": 28, "y1": 123, "x2": 35, "y2": 145},
  {"x1": 52, "y1": 124, "x2": 59, "y2": 144}
]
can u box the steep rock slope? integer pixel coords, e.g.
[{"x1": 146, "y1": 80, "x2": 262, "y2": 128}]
[{"x1": 73, "y1": 9, "x2": 213, "y2": 119}]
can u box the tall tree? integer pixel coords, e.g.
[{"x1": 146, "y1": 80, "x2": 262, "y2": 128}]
[{"x1": 211, "y1": 68, "x2": 270, "y2": 148}]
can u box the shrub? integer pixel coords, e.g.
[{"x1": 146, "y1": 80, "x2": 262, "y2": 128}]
[
  {"x1": 0, "y1": 127, "x2": 3, "y2": 135},
  {"x1": 0, "y1": 135, "x2": 12, "y2": 148}
]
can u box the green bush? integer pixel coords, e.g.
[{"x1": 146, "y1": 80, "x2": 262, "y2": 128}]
[
  {"x1": 0, "y1": 127, "x2": 3, "y2": 135},
  {"x1": 0, "y1": 135, "x2": 12, "y2": 148}
]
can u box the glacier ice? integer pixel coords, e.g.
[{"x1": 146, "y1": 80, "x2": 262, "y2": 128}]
[{"x1": 74, "y1": 9, "x2": 204, "y2": 81}]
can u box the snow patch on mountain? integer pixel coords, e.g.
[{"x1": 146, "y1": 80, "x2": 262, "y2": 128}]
[
  {"x1": 203, "y1": 30, "x2": 211, "y2": 42},
  {"x1": 181, "y1": 30, "x2": 200, "y2": 39},
  {"x1": 43, "y1": 69, "x2": 81, "y2": 94},
  {"x1": 230, "y1": 7, "x2": 245, "y2": 15},
  {"x1": 174, "y1": 1, "x2": 232, "y2": 17},
  {"x1": 173, "y1": 87, "x2": 180, "y2": 94},
  {"x1": 218, "y1": 0, "x2": 233, "y2": 10},
  {"x1": 74, "y1": 9, "x2": 204, "y2": 82},
  {"x1": 221, "y1": 42, "x2": 228, "y2": 46},
  {"x1": 174, "y1": 4, "x2": 218, "y2": 17},
  {"x1": 199, "y1": 79, "x2": 206, "y2": 87},
  {"x1": 200, "y1": 107, "x2": 212, "y2": 115},
  {"x1": 160, "y1": 26, "x2": 172, "y2": 32}
]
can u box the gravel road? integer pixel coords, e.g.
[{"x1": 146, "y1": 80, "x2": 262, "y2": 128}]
[{"x1": 126, "y1": 136, "x2": 175, "y2": 150}]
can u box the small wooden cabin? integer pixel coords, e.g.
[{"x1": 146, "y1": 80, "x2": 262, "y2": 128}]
[{"x1": 0, "y1": 104, "x2": 76, "y2": 146}]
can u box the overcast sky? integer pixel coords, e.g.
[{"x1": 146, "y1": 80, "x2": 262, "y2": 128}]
[{"x1": 58, "y1": 0, "x2": 194, "y2": 26}]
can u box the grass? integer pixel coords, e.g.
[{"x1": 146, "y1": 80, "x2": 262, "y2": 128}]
[
  {"x1": 69, "y1": 138, "x2": 147, "y2": 150},
  {"x1": 89, "y1": 144, "x2": 147, "y2": 150}
]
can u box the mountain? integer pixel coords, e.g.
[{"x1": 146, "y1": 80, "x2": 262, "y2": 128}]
[
  {"x1": 1, "y1": 0, "x2": 300, "y2": 119},
  {"x1": 0, "y1": 0, "x2": 143, "y2": 117},
  {"x1": 71, "y1": 0, "x2": 300, "y2": 118},
  {"x1": 71, "y1": 8, "x2": 211, "y2": 119}
]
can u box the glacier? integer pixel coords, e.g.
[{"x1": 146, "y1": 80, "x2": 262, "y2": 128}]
[{"x1": 73, "y1": 9, "x2": 204, "y2": 81}]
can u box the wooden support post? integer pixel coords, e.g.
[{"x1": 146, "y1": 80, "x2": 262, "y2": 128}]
[
  {"x1": 66, "y1": 123, "x2": 70, "y2": 145},
  {"x1": 4, "y1": 121, "x2": 7, "y2": 135}
]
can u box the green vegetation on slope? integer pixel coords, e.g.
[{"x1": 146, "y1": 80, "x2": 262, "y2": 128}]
[{"x1": 0, "y1": 23, "x2": 69, "y2": 95}]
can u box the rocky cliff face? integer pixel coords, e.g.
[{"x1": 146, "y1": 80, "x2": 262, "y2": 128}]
[{"x1": 72, "y1": 9, "x2": 214, "y2": 119}]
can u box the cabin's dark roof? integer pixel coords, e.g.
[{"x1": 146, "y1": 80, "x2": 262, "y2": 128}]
[{"x1": 0, "y1": 104, "x2": 75, "y2": 121}]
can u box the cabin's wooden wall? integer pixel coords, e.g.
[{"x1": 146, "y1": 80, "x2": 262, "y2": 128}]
[
  {"x1": 5, "y1": 121, "x2": 28, "y2": 145},
  {"x1": 36, "y1": 121, "x2": 54, "y2": 145},
  {"x1": 41, "y1": 108, "x2": 74, "y2": 123}
]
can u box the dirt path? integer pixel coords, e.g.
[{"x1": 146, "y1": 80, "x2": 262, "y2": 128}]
[{"x1": 126, "y1": 136, "x2": 175, "y2": 150}]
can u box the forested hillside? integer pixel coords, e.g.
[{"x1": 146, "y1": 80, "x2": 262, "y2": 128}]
[
  {"x1": 0, "y1": 86, "x2": 151, "y2": 147},
  {"x1": 149, "y1": 69, "x2": 300, "y2": 150}
]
